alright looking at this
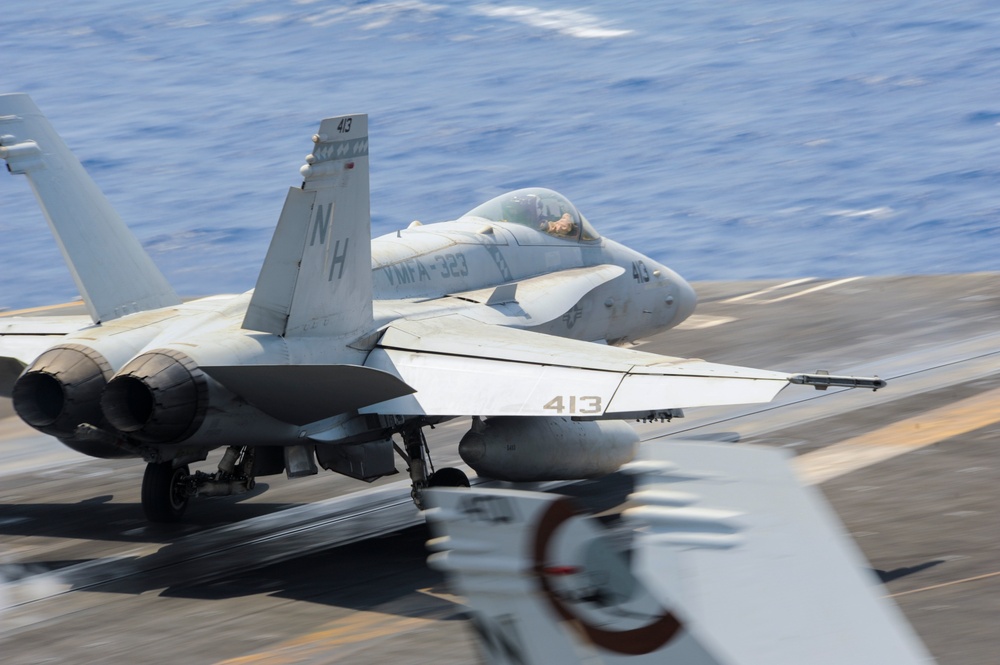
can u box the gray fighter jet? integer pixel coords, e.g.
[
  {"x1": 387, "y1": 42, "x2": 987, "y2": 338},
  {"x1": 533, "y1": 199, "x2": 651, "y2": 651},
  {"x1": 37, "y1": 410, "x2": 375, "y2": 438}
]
[
  {"x1": 424, "y1": 441, "x2": 933, "y2": 664},
  {"x1": 0, "y1": 94, "x2": 882, "y2": 521}
]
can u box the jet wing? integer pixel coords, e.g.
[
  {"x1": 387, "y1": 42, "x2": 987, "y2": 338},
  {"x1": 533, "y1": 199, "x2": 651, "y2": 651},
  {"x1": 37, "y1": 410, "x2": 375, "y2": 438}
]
[
  {"x1": 424, "y1": 441, "x2": 933, "y2": 664},
  {"x1": 621, "y1": 441, "x2": 934, "y2": 664},
  {"x1": 361, "y1": 314, "x2": 795, "y2": 417},
  {"x1": 194, "y1": 314, "x2": 880, "y2": 426},
  {"x1": 425, "y1": 485, "x2": 726, "y2": 664}
]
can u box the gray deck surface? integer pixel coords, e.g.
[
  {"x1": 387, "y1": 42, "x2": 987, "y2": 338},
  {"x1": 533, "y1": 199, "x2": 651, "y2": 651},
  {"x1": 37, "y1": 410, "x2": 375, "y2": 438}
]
[{"x1": 1, "y1": 273, "x2": 997, "y2": 664}]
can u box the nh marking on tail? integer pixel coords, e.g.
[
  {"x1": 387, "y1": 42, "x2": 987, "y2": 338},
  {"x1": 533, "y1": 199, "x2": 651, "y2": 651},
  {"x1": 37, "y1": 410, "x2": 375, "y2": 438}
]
[{"x1": 308, "y1": 202, "x2": 351, "y2": 281}]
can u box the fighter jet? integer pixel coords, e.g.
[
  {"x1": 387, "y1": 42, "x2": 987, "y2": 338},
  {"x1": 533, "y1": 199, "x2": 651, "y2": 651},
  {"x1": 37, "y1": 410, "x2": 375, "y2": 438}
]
[
  {"x1": 424, "y1": 441, "x2": 934, "y2": 664},
  {"x1": 0, "y1": 94, "x2": 883, "y2": 522}
]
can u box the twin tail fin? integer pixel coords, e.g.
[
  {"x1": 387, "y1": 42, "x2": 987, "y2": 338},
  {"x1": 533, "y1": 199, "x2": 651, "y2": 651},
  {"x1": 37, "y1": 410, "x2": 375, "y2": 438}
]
[
  {"x1": 0, "y1": 93, "x2": 180, "y2": 323},
  {"x1": 243, "y1": 114, "x2": 373, "y2": 338}
]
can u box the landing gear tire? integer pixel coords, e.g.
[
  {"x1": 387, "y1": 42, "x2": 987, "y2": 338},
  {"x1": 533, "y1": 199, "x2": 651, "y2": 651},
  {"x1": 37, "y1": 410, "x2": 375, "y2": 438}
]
[
  {"x1": 428, "y1": 467, "x2": 470, "y2": 488},
  {"x1": 142, "y1": 462, "x2": 191, "y2": 523}
]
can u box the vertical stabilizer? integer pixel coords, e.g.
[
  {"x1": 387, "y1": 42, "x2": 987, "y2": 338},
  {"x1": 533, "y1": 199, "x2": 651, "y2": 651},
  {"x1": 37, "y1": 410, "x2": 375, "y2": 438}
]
[
  {"x1": 243, "y1": 114, "x2": 373, "y2": 338},
  {"x1": 0, "y1": 93, "x2": 180, "y2": 322}
]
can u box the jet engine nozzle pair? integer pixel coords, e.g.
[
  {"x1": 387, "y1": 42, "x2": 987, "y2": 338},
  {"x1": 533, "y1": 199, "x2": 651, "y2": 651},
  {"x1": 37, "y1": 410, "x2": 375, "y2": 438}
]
[{"x1": 13, "y1": 345, "x2": 206, "y2": 446}]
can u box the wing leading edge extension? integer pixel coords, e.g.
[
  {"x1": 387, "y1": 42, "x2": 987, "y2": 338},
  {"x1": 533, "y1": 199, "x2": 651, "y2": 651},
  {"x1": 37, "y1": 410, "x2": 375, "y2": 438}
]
[
  {"x1": 444, "y1": 264, "x2": 625, "y2": 326},
  {"x1": 361, "y1": 314, "x2": 875, "y2": 418}
]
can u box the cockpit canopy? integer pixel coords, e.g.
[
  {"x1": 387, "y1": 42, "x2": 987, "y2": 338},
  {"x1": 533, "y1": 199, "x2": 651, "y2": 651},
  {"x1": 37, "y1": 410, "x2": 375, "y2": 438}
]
[{"x1": 461, "y1": 188, "x2": 600, "y2": 242}]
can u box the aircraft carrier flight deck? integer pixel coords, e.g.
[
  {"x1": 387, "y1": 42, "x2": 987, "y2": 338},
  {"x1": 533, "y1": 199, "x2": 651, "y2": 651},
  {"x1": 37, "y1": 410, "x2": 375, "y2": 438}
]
[{"x1": 1, "y1": 273, "x2": 998, "y2": 664}]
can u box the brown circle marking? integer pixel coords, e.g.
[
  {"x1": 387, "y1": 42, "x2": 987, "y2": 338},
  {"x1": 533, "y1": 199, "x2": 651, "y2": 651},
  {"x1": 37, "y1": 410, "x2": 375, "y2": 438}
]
[{"x1": 531, "y1": 498, "x2": 682, "y2": 655}]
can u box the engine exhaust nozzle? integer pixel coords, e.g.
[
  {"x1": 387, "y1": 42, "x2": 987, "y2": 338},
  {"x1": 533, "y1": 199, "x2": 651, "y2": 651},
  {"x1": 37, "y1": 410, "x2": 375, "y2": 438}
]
[
  {"x1": 101, "y1": 349, "x2": 207, "y2": 443},
  {"x1": 12, "y1": 344, "x2": 112, "y2": 438}
]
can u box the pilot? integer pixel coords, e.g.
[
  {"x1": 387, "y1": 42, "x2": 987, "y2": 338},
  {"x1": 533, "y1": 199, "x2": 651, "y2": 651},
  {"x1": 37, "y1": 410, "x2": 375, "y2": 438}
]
[
  {"x1": 539, "y1": 212, "x2": 576, "y2": 237},
  {"x1": 502, "y1": 193, "x2": 577, "y2": 238}
]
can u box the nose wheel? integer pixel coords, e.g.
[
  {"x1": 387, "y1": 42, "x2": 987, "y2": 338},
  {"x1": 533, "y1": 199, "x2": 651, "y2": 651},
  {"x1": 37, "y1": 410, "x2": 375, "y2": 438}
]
[
  {"x1": 399, "y1": 425, "x2": 471, "y2": 508},
  {"x1": 141, "y1": 461, "x2": 191, "y2": 523},
  {"x1": 428, "y1": 467, "x2": 470, "y2": 488}
]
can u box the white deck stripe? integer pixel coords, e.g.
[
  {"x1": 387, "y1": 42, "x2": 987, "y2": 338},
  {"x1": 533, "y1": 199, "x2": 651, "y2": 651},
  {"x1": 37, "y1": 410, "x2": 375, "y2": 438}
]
[
  {"x1": 720, "y1": 278, "x2": 815, "y2": 303},
  {"x1": 755, "y1": 276, "x2": 865, "y2": 304}
]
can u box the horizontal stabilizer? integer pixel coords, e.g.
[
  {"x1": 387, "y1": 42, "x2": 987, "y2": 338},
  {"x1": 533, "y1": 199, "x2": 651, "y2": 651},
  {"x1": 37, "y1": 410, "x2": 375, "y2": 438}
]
[
  {"x1": 201, "y1": 364, "x2": 415, "y2": 425},
  {"x1": 0, "y1": 314, "x2": 92, "y2": 335},
  {"x1": 362, "y1": 315, "x2": 793, "y2": 417},
  {"x1": 0, "y1": 94, "x2": 180, "y2": 323},
  {"x1": 0, "y1": 315, "x2": 92, "y2": 396},
  {"x1": 0, "y1": 355, "x2": 25, "y2": 398}
]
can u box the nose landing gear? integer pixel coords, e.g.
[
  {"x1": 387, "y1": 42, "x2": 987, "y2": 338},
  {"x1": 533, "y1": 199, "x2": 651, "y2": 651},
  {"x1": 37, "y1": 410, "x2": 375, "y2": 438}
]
[
  {"x1": 397, "y1": 425, "x2": 469, "y2": 509},
  {"x1": 429, "y1": 466, "x2": 471, "y2": 488}
]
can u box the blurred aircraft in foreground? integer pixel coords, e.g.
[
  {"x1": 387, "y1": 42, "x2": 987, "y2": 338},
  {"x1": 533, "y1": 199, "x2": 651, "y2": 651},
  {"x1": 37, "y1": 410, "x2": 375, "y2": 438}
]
[
  {"x1": 425, "y1": 441, "x2": 934, "y2": 665},
  {"x1": 0, "y1": 94, "x2": 882, "y2": 522}
]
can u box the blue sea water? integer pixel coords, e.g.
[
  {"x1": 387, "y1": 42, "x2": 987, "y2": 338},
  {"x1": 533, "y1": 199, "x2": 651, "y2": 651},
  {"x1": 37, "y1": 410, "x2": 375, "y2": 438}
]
[{"x1": 2, "y1": 1, "x2": 999, "y2": 309}]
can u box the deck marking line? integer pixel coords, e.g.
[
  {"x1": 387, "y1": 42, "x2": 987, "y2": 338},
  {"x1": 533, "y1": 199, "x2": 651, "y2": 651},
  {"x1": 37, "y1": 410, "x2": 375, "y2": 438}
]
[
  {"x1": 795, "y1": 385, "x2": 1000, "y2": 485},
  {"x1": 673, "y1": 314, "x2": 737, "y2": 331},
  {"x1": 755, "y1": 276, "x2": 865, "y2": 304},
  {"x1": 887, "y1": 570, "x2": 1000, "y2": 599},
  {"x1": 720, "y1": 278, "x2": 815, "y2": 304},
  {"x1": 217, "y1": 610, "x2": 442, "y2": 664}
]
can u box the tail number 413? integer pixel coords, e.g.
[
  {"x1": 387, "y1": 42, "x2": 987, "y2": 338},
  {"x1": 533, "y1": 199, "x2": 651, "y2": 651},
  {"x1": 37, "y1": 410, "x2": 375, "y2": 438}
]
[{"x1": 543, "y1": 395, "x2": 602, "y2": 415}]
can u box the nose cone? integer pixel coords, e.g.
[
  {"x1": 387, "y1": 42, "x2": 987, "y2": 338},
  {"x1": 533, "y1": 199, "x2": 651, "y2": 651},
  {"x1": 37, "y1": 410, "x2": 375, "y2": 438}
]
[{"x1": 673, "y1": 275, "x2": 698, "y2": 326}]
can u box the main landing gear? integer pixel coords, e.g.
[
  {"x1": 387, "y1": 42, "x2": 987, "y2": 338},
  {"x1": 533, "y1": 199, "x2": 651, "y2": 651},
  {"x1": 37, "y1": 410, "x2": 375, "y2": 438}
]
[
  {"x1": 141, "y1": 445, "x2": 257, "y2": 523},
  {"x1": 140, "y1": 426, "x2": 470, "y2": 521},
  {"x1": 398, "y1": 425, "x2": 469, "y2": 509},
  {"x1": 141, "y1": 462, "x2": 191, "y2": 522}
]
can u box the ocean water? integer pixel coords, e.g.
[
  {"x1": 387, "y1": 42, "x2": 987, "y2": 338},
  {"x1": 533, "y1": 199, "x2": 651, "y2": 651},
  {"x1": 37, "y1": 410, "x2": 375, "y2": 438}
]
[{"x1": 2, "y1": 1, "x2": 999, "y2": 309}]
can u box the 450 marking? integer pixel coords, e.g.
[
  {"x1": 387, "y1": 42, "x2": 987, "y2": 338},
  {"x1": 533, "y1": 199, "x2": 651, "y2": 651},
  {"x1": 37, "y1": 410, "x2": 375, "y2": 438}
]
[{"x1": 543, "y1": 395, "x2": 602, "y2": 415}]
